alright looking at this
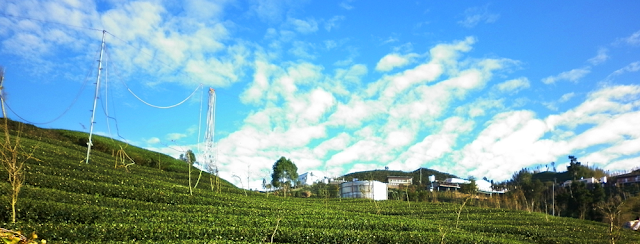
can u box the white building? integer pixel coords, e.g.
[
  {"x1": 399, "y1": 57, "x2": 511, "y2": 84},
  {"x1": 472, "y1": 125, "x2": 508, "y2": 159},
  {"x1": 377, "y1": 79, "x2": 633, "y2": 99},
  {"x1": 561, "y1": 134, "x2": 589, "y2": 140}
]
[
  {"x1": 340, "y1": 180, "x2": 388, "y2": 200},
  {"x1": 298, "y1": 171, "x2": 326, "y2": 186},
  {"x1": 439, "y1": 178, "x2": 505, "y2": 194},
  {"x1": 476, "y1": 179, "x2": 506, "y2": 194},
  {"x1": 387, "y1": 176, "x2": 413, "y2": 189}
]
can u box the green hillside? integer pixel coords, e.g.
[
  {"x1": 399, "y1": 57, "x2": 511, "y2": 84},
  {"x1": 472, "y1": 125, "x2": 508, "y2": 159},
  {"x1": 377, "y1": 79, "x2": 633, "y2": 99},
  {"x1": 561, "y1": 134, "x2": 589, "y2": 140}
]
[
  {"x1": 341, "y1": 168, "x2": 457, "y2": 184},
  {"x1": 1, "y1": 119, "x2": 639, "y2": 243}
]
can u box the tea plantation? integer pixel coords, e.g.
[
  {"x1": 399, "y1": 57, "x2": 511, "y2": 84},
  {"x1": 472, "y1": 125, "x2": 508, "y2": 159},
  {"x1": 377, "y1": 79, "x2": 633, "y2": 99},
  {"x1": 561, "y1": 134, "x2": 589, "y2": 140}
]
[{"x1": 1, "y1": 120, "x2": 639, "y2": 243}]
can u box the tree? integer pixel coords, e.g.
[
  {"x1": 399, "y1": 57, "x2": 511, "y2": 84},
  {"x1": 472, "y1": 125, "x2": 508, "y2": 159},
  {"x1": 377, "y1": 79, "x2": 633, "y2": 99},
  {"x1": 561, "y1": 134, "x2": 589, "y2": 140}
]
[
  {"x1": 271, "y1": 156, "x2": 298, "y2": 197},
  {"x1": 569, "y1": 181, "x2": 592, "y2": 219},
  {"x1": 460, "y1": 178, "x2": 477, "y2": 195},
  {"x1": 567, "y1": 155, "x2": 593, "y2": 180},
  {"x1": 182, "y1": 150, "x2": 198, "y2": 195},
  {"x1": 597, "y1": 196, "x2": 626, "y2": 244},
  {"x1": 1, "y1": 119, "x2": 38, "y2": 223}
]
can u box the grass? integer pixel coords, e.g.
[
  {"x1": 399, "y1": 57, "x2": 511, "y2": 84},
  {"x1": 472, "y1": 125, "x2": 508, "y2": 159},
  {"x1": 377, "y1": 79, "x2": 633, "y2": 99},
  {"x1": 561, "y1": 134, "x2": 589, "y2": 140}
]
[{"x1": 1, "y1": 119, "x2": 639, "y2": 243}]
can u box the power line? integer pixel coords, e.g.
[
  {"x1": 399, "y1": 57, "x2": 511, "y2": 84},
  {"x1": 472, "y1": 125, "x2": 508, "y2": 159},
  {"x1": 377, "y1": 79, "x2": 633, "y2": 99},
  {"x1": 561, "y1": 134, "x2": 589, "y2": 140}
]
[
  {"x1": 1, "y1": 14, "x2": 177, "y2": 73},
  {"x1": 2, "y1": 49, "x2": 100, "y2": 125},
  {"x1": 100, "y1": 49, "x2": 127, "y2": 142},
  {"x1": 102, "y1": 45, "x2": 202, "y2": 109},
  {"x1": 121, "y1": 80, "x2": 202, "y2": 109}
]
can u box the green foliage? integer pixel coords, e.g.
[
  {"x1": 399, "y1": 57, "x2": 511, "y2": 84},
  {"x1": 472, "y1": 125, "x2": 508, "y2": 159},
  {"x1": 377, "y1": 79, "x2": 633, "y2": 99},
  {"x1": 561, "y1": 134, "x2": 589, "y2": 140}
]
[
  {"x1": 460, "y1": 178, "x2": 478, "y2": 195},
  {"x1": 271, "y1": 157, "x2": 298, "y2": 189},
  {"x1": 1, "y1": 120, "x2": 640, "y2": 243}
]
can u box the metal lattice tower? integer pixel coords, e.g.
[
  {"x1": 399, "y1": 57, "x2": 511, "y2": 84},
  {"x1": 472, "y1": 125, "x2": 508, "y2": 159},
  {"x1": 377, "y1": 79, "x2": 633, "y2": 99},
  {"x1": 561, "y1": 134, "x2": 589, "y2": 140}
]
[{"x1": 203, "y1": 88, "x2": 217, "y2": 178}]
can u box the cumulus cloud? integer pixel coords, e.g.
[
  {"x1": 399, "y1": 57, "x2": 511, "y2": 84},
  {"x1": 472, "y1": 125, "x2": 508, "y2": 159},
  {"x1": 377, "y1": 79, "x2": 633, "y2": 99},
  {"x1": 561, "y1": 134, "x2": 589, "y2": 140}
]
[
  {"x1": 375, "y1": 53, "x2": 417, "y2": 72},
  {"x1": 223, "y1": 36, "x2": 532, "y2": 182},
  {"x1": 455, "y1": 84, "x2": 640, "y2": 181},
  {"x1": 542, "y1": 67, "x2": 591, "y2": 84},
  {"x1": 7, "y1": 1, "x2": 639, "y2": 187},
  {"x1": 1, "y1": 0, "x2": 249, "y2": 88}
]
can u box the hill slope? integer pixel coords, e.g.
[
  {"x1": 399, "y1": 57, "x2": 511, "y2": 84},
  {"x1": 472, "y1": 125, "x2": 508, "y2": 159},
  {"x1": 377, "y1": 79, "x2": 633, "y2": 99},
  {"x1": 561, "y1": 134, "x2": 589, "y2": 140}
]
[{"x1": 1, "y1": 119, "x2": 639, "y2": 243}]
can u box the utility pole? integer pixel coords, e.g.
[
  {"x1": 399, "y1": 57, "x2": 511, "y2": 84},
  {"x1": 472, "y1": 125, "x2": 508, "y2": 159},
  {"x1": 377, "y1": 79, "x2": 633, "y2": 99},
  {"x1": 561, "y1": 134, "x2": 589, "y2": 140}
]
[
  {"x1": 0, "y1": 66, "x2": 6, "y2": 119},
  {"x1": 552, "y1": 177, "x2": 556, "y2": 216},
  {"x1": 86, "y1": 30, "x2": 106, "y2": 164}
]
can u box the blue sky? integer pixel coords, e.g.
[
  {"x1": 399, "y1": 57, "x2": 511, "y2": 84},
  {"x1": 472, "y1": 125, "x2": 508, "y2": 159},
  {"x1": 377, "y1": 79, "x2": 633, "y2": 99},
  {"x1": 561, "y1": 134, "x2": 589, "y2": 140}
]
[{"x1": 1, "y1": 0, "x2": 640, "y2": 189}]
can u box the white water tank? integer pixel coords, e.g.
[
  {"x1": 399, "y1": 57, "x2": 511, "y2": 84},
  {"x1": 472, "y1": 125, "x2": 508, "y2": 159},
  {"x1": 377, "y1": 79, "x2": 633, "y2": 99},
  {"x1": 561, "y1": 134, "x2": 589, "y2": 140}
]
[{"x1": 340, "y1": 180, "x2": 388, "y2": 200}]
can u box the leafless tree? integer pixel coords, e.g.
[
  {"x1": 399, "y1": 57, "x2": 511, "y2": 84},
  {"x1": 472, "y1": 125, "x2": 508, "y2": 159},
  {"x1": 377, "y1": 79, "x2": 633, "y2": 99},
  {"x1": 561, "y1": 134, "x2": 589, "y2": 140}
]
[{"x1": 1, "y1": 118, "x2": 39, "y2": 223}]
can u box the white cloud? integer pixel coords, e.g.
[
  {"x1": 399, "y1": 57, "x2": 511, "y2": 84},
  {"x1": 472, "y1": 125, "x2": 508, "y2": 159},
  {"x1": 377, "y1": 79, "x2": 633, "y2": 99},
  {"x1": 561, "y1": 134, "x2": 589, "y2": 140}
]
[
  {"x1": 544, "y1": 92, "x2": 576, "y2": 111},
  {"x1": 324, "y1": 15, "x2": 345, "y2": 32},
  {"x1": 542, "y1": 67, "x2": 591, "y2": 84},
  {"x1": 396, "y1": 117, "x2": 472, "y2": 170},
  {"x1": 567, "y1": 111, "x2": 640, "y2": 151},
  {"x1": 101, "y1": 1, "x2": 165, "y2": 41},
  {"x1": 240, "y1": 54, "x2": 279, "y2": 105},
  {"x1": 0, "y1": 0, "x2": 99, "y2": 58},
  {"x1": 339, "y1": 1, "x2": 354, "y2": 10},
  {"x1": 495, "y1": 77, "x2": 530, "y2": 94},
  {"x1": 545, "y1": 85, "x2": 640, "y2": 130},
  {"x1": 10, "y1": 0, "x2": 638, "y2": 186},
  {"x1": 620, "y1": 30, "x2": 640, "y2": 46},
  {"x1": 385, "y1": 130, "x2": 414, "y2": 148},
  {"x1": 167, "y1": 133, "x2": 187, "y2": 141},
  {"x1": 458, "y1": 98, "x2": 504, "y2": 118},
  {"x1": 324, "y1": 40, "x2": 337, "y2": 50},
  {"x1": 313, "y1": 133, "x2": 352, "y2": 158},
  {"x1": 287, "y1": 17, "x2": 319, "y2": 34},
  {"x1": 375, "y1": 53, "x2": 416, "y2": 72},
  {"x1": 430, "y1": 36, "x2": 475, "y2": 64},
  {"x1": 184, "y1": 44, "x2": 249, "y2": 87},
  {"x1": 559, "y1": 92, "x2": 575, "y2": 103},
  {"x1": 289, "y1": 41, "x2": 316, "y2": 59},
  {"x1": 603, "y1": 157, "x2": 640, "y2": 172},
  {"x1": 459, "y1": 110, "x2": 556, "y2": 180},
  {"x1": 451, "y1": 83, "x2": 639, "y2": 181},
  {"x1": 222, "y1": 36, "x2": 523, "y2": 182},
  {"x1": 588, "y1": 48, "x2": 609, "y2": 65},
  {"x1": 250, "y1": 0, "x2": 287, "y2": 23},
  {"x1": 184, "y1": 0, "x2": 226, "y2": 20},
  {"x1": 458, "y1": 5, "x2": 499, "y2": 28},
  {"x1": 146, "y1": 137, "x2": 161, "y2": 144},
  {"x1": 328, "y1": 97, "x2": 383, "y2": 128},
  {"x1": 607, "y1": 61, "x2": 640, "y2": 79}
]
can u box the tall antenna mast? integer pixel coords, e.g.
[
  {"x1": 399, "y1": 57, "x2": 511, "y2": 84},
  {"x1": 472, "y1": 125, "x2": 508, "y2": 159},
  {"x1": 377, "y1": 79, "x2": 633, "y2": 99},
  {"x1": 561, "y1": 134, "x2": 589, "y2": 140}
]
[
  {"x1": 203, "y1": 88, "x2": 217, "y2": 181},
  {"x1": 0, "y1": 66, "x2": 6, "y2": 119},
  {"x1": 86, "y1": 30, "x2": 106, "y2": 164}
]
